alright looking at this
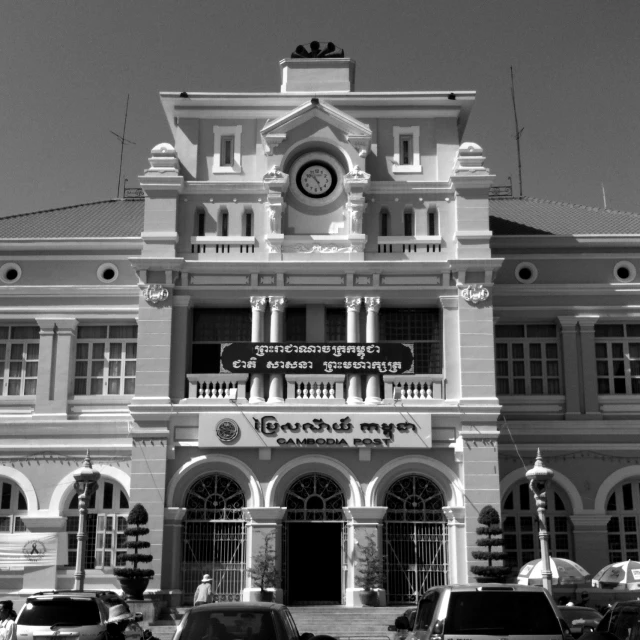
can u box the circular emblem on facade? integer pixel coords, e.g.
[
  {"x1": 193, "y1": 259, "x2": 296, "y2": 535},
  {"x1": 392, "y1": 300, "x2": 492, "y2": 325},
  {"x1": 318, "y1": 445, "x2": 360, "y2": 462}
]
[
  {"x1": 23, "y1": 539, "x2": 47, "y2": 562},
  {"x1": 216, "y1": 419, "x2": 240, "y2": 443}
]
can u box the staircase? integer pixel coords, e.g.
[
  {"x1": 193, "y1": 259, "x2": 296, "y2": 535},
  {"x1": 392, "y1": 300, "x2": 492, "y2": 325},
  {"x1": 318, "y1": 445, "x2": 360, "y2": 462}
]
[{"x1": 289, "y1": 606, "x2": 406, "y2": 639}]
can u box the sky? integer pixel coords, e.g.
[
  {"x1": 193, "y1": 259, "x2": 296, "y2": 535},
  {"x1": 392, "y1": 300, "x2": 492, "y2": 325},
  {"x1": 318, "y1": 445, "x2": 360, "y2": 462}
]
[{"x1": 1, "y1": 1, "x2": 639, "y2": 216}]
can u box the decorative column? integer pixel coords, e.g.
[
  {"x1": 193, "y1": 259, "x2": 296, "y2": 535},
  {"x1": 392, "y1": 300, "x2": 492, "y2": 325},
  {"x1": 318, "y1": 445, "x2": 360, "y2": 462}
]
[
  {"x1": 249, "y1": 297, "x2": 267, "y2": 403},
  {"x1": 343, "y1": 507, "x2": 388, "y2": 607},
  {"x1": 526, "y1": 449, "x2": 555, "y2": 595},
  {"x1": 343, "y1": 165, "x2": 370, "y2": 237},
  {"x1": 558, "y1": 317, "x2": 581, "y2": 418},
  {"x1": 170, "y1": 296, "x2": 191, "y2": 402},
  {"x1": 570, "y1": 514, "x2": 611, "y2": 575},
  {"x1": 72, "y1": 451, "x2": 101, "y2": 591},
  {"x1": 162, "y1": 508, "x2": 187, "y2": 606},
  {"x1": 345, "y1": 297, "x2": 363, "y2": 404},
  {"x1": 34, "y1": 318, "x2": 57, "y2": 414},
  {"x1": 577, "y1": 317, "x2": 601, "y2": 418},
  {"x1": 243, "y1": 507, "x2": 287, "y2": 602},
  {"x1": 263, "y1": 167, "x2": 289, "y2": 259},
  {"x1": 440, "y1": 296, "x2": 460, "y2": 401},
  {"x1": 268, "y1": 297, "x2": 286, "y2": 403},
  {"x1": 364, "y1": 297, "x2": 381, "y2": 404},
  {"x1": 443, "y1": 506, "x2": 466, "y2": 585}
]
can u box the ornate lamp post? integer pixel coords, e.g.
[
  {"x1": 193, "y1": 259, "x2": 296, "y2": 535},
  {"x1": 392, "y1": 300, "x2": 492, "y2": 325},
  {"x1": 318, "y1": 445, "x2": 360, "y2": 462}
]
[
  {"x1": 72, "y1": 451, "x2": 101, "y2": 591},
  {"x1": 526, "y1": 449, "x2": 555, "y2": 594}
]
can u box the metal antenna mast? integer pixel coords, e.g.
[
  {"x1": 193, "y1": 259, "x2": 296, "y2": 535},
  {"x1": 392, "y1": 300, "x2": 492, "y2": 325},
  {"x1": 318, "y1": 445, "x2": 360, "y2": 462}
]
[
  {"x1": 110, "y1": 94, "x2": 136, "y2": 198},
  {"x1": 510, "y1": 67, "x2": 524, "y2": 198}
]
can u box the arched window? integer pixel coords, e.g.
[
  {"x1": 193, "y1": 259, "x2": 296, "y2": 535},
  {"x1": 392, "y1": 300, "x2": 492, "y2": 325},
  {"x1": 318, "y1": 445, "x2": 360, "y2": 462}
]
[
  {"x1": 182, "y1": 474, "x2": 246, "y2": 602},
  {"x1": 0, "y1": 479, "x2": 28, "y2": 533},
  {"x1": 606, "y1": 480, "x2": 640, "y2": 562},
  {"x1": 384, "y1": 475, "x2": 448, "y2": 603},
  {"x1": 502, "y1": 481, "x2": 573, "y2": 575},
  {"x1": 285, "y1": 473, "x2": 345, "y2": 521},
  {"x1": 64, "y1": 479, "x2": 129, "y2": 570}
]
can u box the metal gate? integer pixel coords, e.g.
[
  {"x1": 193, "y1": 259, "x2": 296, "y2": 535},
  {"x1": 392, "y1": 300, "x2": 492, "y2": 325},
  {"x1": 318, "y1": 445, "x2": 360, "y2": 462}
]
[
  {"x1": 181, "y1": 474, "x2": 246, "y2": 603},
  {"x1": 384, "y1": 475, "x2": 449, "y2": 604}
]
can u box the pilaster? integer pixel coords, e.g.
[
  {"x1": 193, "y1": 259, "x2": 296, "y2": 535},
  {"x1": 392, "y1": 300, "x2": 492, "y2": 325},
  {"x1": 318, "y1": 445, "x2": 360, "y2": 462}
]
[
  {"x1": 163, "y1": 507, "x2": 187, "y2": 604},
  {"x1": 440, "y1": 296, "x2": 460, "y2": 400},
  {"x1": 34, "y1": 318, "x2": 56, "y2": 415},
  {"x1": 364, "y1": 297, "x2": 381, "y2": 404},
  {"x1": 558, "y1": 317, "x2": 581, "y2": 417},
  {"x1": 249, "y1": 297, "x2": 267, "y2": 403},
  {"x1": 443, "y1": 506, "x2": 466, "y2": 584},
  {"x1": 268, "y1": 297, "x2": 286, "y2": 403},
  {"x1": 570, "y1": 514, "x2": 611, "y2": 575},
  {"x1": 577, "y1": 317, "x2": 602, "y2": 418},
  {"x1": 170, "y1": 296, "x2": 191, "y2": 402},
  {"x1": 345, "y1": 297, "x2": 363, "y2": 404}
]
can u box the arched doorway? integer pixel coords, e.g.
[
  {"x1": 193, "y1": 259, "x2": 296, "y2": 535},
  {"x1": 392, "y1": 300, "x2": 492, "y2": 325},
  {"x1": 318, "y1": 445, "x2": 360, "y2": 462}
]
[
  {"x1": 181, "y1": 474, "x2": 246, "y2": 602},
  {"x1": 605, "y1": 479, "x2": 640, "y2": 562},
  {"x1": 283, "y1": 473, "x2": 345, "y2": 604},
  {"x1": 384, "y1": 475, "x2": 448, "y2": 604}
]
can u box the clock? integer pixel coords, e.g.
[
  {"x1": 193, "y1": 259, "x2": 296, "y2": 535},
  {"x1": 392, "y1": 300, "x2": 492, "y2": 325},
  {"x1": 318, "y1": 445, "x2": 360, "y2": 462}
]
[{"x1": 289, "y1": 152, "x2": 344, "y2": 206}]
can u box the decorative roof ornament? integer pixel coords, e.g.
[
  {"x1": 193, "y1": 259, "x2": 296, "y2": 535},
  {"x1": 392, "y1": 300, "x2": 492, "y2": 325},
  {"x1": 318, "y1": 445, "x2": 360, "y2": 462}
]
[{"x1": 291, "y1": 41, "x2": 344, "y2": 58}]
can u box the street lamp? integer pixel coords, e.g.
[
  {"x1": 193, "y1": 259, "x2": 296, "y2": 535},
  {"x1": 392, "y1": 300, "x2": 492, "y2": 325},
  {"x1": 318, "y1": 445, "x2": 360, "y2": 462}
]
[
  {"x1": 526, "y1": 448, "x2": 555, "y2": 595},
  {"x1": 72, "y1": 450, "x2": 101, "y2": 591}
]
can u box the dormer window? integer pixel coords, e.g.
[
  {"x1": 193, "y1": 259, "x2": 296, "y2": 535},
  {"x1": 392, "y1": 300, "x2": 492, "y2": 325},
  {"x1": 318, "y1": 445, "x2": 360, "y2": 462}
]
[
  {"x1": 392, "y1": 126, "x2": 421, "y2": 174},
  {"x1": 213, "y1": 125, "x2": 242, "y2": 174}
]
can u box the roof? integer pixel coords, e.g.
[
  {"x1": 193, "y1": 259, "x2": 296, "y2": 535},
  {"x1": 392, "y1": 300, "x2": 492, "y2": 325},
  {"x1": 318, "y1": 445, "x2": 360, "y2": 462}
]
[
  {"x1": 489, "y1": 197, "x2": 640, "y2": 236},
  {"x1": 0, "y1": 199, "x2": 144, "y2": 239}
]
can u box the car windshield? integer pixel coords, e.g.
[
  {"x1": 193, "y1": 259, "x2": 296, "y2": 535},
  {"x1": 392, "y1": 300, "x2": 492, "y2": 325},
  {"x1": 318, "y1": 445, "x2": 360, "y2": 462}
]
[
  {"x1": 182, "y1": 610, "x2": 277, "y2": 640},
  {"x1": 444, "y1": 592, "x2": 561, "y2": 635},
  {"x1": 17, "y1": 598, "x2": 101, "y2": 627},
  {"x1": 561, "y1": 609, "x2": 601, "y2": 624}
]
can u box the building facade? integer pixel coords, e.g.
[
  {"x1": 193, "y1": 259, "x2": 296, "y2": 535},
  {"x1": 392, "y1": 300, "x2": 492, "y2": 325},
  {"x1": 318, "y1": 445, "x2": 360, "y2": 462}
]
[{"x1": 0, "y1": 47, "x2": 639, "y2": 606}]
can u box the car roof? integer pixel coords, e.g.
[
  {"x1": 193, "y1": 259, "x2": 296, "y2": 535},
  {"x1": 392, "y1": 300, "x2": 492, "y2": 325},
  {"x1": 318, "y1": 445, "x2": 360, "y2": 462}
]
[
  {"x1": 425, "y1": 583, "x2": 549, "y2": 594},
  {"x1": 559, "y1": 606, "x2": 601, "y2": 614},
  {"x1": 187, "y1": 602, "x2": 287, "y2": 612}
]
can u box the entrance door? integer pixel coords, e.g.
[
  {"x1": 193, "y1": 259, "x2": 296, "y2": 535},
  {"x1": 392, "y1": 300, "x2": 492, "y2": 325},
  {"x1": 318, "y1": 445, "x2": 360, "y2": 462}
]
[{"x1": 287, "y1": 522, "x2": 343, "y2": 604}]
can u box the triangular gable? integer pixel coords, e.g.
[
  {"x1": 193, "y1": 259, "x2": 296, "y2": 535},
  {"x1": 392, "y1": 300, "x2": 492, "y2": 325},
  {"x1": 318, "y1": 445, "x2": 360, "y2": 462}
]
[{"x1": 261, "y1": 99, "x2": 372, "y2": 157}]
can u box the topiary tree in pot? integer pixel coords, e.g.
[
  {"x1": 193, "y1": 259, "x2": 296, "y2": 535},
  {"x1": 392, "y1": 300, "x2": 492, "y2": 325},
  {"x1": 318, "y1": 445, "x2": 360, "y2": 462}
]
[
  {"x1": 114, "y1": 503, "x2": 155, "y2": 600},
  {"x1": 247, "y1": 532, "x2": 279, "y2": 602},
  {"x1": 355, "y1": 534, "x2": 384, "y2": 606},
  {"x1": 470, "y1": 505, "x2": 511, "y2": 583}
]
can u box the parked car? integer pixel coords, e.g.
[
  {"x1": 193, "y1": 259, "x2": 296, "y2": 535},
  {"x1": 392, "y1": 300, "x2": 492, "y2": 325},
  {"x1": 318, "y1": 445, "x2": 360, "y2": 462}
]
[
  {"x1": 172, "y1": 602, "x2": 331, "y2": 640},
  {"x1": 580, "y1": 601, "x2": 640, "y2": 640},
  {"x1": 559, "y1": 606, "x2": 602, "y2": 638},
  {"x1": 16, "y1": 591, "x2": 144, "y2": 640},
  {"x1": 398, "y1": 584, "x2": 568, "y2": 640}
]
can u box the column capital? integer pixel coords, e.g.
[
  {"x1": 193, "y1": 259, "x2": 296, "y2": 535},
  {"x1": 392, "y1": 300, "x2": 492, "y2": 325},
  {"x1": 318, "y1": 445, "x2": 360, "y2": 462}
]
[
  {"x1": 342, "y1": 506, "x2": 388, "y2": 524},
  {"x1": 558, "y1": 316, "x2": 579, "y2": 330},
  {"x1": 244, "y1": 507, "x2": 287, "y2": 523},
  {"x1": 570, "y1": 513, "x2": 611, "y2": 530},
  {"x1": 164, "y1": 507, "x2": 187, "y2": 524},
  {"x1": 364, "y1": 297, "x2": 380, "y2": 313},
  {"x1": 345, "y1": 296, "x2": 362, "y2": 312},
  {"x1": 20, "y1": 514, "x2": 67, "y2": 532},
  {"x1": 173, "y1": 295, "x2": 192, "y2": 309},
  {"x1": 250, "y1": 296, "x2": 268, "y2": 312},
  {"x1": 442, "y1": 506, "x2": 466, "y2": 524},
  {"x1": 440, "y1": 296, "x2": 459, "y2": 310},
  {"x1": 269, "y1": 296, "x2": 286, "y2": 312},
  {"x1": 577, "y1": 316, "x2": 599, "y2": 330}
]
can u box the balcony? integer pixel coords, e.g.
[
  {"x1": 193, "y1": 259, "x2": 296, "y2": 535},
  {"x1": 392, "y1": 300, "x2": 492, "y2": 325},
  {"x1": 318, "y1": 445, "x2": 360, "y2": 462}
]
[
  {"x1": 185, "y1": 373, "x2": 445, "y2": 403},
  {"x1": 190, "y1": 236, "x2": 256, "y2": 257}
]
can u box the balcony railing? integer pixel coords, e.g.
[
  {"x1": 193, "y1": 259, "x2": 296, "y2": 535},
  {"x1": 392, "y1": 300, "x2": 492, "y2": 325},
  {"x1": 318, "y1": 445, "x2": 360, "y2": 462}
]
[
  {"x1": 384, "y1": 374, "x2": 445, "y2": 400},
  {"x1": 187, "y1": 374, "x2": 248, "y2": 400}
]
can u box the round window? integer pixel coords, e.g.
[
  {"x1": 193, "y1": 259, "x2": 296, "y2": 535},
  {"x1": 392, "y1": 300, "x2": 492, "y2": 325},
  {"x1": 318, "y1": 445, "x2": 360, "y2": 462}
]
[
  {"x1": 0, "y1": 263, "x2": 22, "y2": 284},
  {"x1": 97, "y1": 263, "x2": 119, "y2": 283},
  {"x1": 614, "y1": 261, "x2": 636, "y2": 283},
  {"x1": 515, "y1": 262, "x2": 538, "y2": 284}
]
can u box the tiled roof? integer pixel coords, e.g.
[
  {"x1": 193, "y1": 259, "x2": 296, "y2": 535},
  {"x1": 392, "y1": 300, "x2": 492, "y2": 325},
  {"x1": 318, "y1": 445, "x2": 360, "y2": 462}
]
[
  {"x1": 0, "y1": 199, "x2": 144, "y2": 239},
  {"x1": 489, "y1": 197, "x2": 640, "y2": 236}
]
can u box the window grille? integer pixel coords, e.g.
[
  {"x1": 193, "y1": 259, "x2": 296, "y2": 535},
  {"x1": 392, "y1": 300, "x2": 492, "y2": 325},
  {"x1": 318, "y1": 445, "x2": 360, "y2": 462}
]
[
  {"x1": 74, "y1": 326, "x2": 137, "y2": 395},
  {"x1": 0, "y1": 326, "x2": 39, "y2": 396},
  {"x1": 380, "y1": 309, "x2": 441, "y2": 374},
  {"x1": 606, "y1": 481, "x2": 640, "y2": 562},
  {"x1": 221, "y1": 137, "x2": 234, "y2": 167},
  {"x1": 285, "y1": 474, "x2": 344, "y2": 521},
  {"x1": 399, "y1": 135, "x2": 413, "y2": 165},
  {"x1": 285, "y1": 308, "x2": 306, "y2": 342},
  {"x1": 325, "y1": 309, "x2": 346, "y2": 342},
  {"x1": 595, "y1": 324, "x2": 640, "y2": 394},
  {"x1": 502, "y1": 481, "x2": 573, "y2": 577},
  {"x1": 495, "y1": 324, "x2": 561, "y2": 395}
]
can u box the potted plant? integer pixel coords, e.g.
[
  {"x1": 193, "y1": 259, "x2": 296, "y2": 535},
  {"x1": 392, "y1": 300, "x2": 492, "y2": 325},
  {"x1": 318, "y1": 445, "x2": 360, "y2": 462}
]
[
  {"x1": 470, "y1": 505, "x2": 511, "y2": 583},
  {"x1": 247, "y1": 532, "x2": 279, "y2": 602},
  {"x1": 355, "y1": 534, "x2": 384, "y2": 606},
  {"x1": 114, "y1": 503, "x2": 155, "y2": 600}
]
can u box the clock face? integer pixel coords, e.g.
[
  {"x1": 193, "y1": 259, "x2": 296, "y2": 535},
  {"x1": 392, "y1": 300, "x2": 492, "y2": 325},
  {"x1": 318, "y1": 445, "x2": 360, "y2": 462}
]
[{"x1": 297, "y1": 162, "x2": 337, "y2": 199}]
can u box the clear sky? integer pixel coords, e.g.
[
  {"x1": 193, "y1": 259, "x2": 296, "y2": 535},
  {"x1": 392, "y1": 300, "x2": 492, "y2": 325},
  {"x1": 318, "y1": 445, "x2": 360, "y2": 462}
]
[{"x1": 1, "y1": 0, "x2": 639, "y2": 216}]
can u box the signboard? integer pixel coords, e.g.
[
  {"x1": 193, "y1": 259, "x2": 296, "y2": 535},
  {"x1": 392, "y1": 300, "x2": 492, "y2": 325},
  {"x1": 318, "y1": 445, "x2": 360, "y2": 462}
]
[
  {"x1": 220, "y1": 343, "x2": 414, "y2": 375},
  {"x1": 199, "y1": 412, "x2": 431, "y2": 448},
  {"x1": 0, "y1": 533, "x2": 57, "y2": 567}
]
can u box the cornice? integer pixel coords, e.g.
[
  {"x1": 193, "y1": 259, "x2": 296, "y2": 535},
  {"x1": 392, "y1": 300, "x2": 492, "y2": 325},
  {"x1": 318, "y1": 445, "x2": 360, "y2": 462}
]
[
  {"x1": 183, "y1": 181, "x2": 267, "y2": 195},
  {"x1": 0, "y1": 286, "x2": 139, "y2": 298},
  {"x1": 0, "y1": 239, "x2": 142, "y2": 251}
]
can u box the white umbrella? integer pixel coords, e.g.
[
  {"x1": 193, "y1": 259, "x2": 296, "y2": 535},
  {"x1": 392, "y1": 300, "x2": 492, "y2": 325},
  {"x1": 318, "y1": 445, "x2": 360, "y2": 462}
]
[
  {"x1": 592, "y1": 560, "x2": 640, "y2": 590},
  {"x1": 517, "y1": 557, "x2": 590, "y2": 586}
]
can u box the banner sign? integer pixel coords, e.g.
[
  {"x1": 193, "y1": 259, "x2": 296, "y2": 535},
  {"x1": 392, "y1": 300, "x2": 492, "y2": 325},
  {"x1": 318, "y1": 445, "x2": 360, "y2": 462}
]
[
  {"x1": 220, "y1": 342, "x2": 414, "y2": 375},
  {"x1": 199, "y1": 412, "x2": 431, "y2": 448},
  {"x1": 0, "y1": 533, "x2": 57, "y2": 567}
]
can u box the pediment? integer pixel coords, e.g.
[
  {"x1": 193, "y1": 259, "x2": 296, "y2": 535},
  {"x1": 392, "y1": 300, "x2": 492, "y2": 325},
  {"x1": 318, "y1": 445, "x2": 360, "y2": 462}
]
[{"x1": 261, "y1": 99, "x2": 372, "y2": 157}]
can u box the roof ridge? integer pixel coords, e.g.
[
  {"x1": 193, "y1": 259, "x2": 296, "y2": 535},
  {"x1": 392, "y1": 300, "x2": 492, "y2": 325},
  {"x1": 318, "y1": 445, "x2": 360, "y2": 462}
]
[
  {"x1": 521, "y1": 196, "x2": 640, "y2": 218},
  {"x1": 0, "y1": 198, "x2": 143, "y2": 220}
]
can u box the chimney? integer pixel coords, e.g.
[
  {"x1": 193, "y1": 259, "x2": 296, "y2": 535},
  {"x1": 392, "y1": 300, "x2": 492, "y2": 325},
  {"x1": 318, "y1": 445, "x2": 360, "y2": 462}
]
[{"x1": 280, "y1": 41, "x2": 355, "y2": 93}]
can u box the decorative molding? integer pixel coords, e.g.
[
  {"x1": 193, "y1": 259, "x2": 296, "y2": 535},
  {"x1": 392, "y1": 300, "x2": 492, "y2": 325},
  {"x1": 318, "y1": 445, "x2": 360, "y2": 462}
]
[
  {"x1": 143, "y1": 284, "x2": 170, "y2": 304},
  {"x1": 291, "y1": 244, "x2": 358, "y2": 254},
  {"x1": 347, "y1": 136, "x2": 371, "y2": 158},
  {"x1": 460, "y1": 284, "x2": 490, "y2": 304}
]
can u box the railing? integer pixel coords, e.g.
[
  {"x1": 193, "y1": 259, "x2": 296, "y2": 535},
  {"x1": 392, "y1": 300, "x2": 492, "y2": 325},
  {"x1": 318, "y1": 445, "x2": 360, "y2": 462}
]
[
  {"x1": 377, "y1": 235, "x2": 442, "y2": 254},
  {"x1": 186, "y1": 374, "x2": 248, "y2": 400},
  {"x1": 190, "y1": 236, "x2": 256, "y2": 255},
  {"x1": 286, "y1": 374, "x2": 345, "y2": 401},
  {"x1": 384, "y1": 374, "x2": 445, "y2": 400}
]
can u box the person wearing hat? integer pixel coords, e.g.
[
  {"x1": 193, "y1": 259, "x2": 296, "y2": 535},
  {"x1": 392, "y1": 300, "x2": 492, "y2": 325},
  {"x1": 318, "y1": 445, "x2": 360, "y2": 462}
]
[
  {"x1": 105, "y1": 604, "x2": 134, "y2": 640},
  {"x1": 0, "y1": 601, "x2": 17, "y2": 640},
  {"x1": 194, "y1": 574, "x2": 214, "y2": 606}
]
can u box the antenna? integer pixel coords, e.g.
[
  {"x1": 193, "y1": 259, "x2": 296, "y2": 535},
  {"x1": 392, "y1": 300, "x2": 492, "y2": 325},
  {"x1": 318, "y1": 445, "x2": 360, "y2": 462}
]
[
  {"x1": 601, "y1": 183, "x2": 608, "y2": 209},
  {"x1": 510, "y1": 67, "x2": 524, "y2": 198},
  {"x1": 110, "y1": 94, "x2": 136, "y2": 198}
]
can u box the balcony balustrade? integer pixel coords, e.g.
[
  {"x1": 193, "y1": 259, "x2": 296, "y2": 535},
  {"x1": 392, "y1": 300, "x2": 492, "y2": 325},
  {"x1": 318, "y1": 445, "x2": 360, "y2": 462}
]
[{"x1": 384, "y1": 374, "x2": 444, "y2": 400}]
